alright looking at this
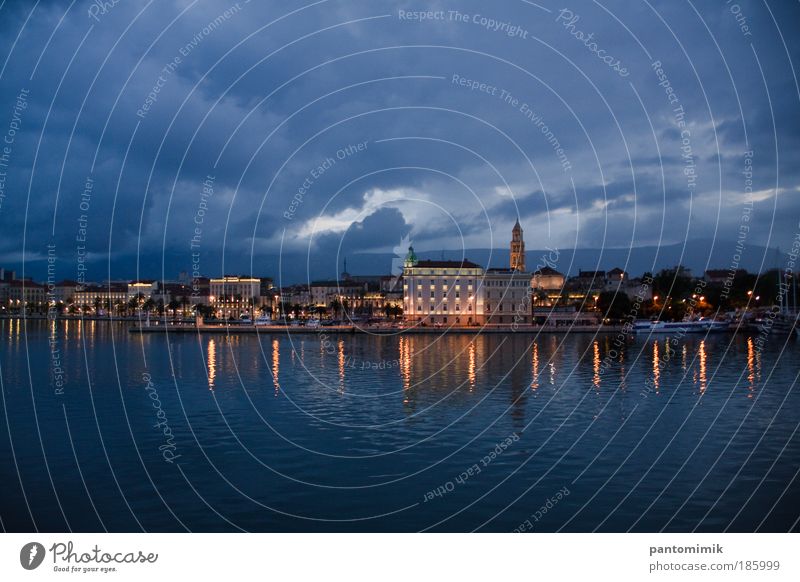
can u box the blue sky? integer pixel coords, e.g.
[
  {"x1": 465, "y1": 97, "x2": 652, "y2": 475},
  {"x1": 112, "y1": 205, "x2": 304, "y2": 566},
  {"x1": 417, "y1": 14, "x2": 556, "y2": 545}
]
[{"x1": 0, "y1": 0, "x2": 798, "y2": 282}]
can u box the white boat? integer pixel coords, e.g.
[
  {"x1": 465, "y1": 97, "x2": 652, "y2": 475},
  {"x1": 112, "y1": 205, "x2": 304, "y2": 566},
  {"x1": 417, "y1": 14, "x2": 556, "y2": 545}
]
[
  {"x1": 305, "y1": 318, "x2": 320, "y2": 328},
  {"x1": 633, "y1": 318, "x2": 728, "y2": 334},
  {"x1": 254, "y1": 315, "x2": 272, "y2": 326}
]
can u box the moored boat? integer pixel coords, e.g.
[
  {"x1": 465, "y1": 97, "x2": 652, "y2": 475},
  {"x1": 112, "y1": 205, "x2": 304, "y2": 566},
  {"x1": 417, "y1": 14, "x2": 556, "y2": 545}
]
[
  {"x1": 254, "y1": 315, "x2": 272, "y2": 326},
  {"x1": 633, "y1": 318, "x2": 728, "y2": 334}
]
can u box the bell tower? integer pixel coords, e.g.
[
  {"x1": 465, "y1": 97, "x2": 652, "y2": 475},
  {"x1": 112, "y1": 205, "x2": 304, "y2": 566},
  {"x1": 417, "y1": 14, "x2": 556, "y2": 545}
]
[{"x1": 510, "y1": 220, "x2": 525, "y2": 271}]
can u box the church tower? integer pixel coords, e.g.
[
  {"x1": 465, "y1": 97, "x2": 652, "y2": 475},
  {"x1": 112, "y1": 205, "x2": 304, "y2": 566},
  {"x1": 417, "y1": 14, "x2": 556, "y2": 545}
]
[{"x1": 510, "y1": 220, "x2": 525, "y2": 271}]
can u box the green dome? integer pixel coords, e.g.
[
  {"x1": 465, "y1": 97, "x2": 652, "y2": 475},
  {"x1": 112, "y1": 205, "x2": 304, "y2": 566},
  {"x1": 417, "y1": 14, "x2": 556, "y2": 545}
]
[{"x1": 404, "y1": 245, "x2": 418, "y2": 266}]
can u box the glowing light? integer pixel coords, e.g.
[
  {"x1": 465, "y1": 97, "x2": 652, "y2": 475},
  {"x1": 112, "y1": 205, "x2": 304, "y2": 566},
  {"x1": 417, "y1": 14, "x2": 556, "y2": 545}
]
[
  {"x1": 468, "y1": 341, "x2": 476, "y2": 391},
  {"x1": 746, "y1": 337, "x2": 755, "y2": 397},
  {"x1": 531, "y1": 342, "x2": 539, "y2": 390},
  {"x1": 338, "y1": 339, "x2": 345, "y2": 392},
  {"x1": 698, "y1": 340, "x2": 707, "y2": 393},
  {"x1": 399, "y1": 336, "x2": 412, "y2": 401},
  {"x1": 272, "y1": 338, "x2": 280, "y2": 394},
  {"x1": 592, "y1": 340, "x2": 601, "y2": 389},
  {"x1": 207, "y1": 339, "x2": 216, "y2": 390},
  {"x1": 652, "y1": 341, "x2": 660, "y2": 392}
]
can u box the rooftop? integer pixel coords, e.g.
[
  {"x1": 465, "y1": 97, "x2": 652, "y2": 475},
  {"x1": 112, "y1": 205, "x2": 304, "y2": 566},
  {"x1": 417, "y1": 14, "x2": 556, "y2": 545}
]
[{"x1": 413, "y1": 259, "x2": 482, "y2": 269}]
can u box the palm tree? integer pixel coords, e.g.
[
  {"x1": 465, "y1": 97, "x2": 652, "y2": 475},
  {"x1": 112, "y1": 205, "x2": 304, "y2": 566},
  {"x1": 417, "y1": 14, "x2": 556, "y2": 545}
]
[
  {"x1": 179, "y1": 295, "x2": 190, "y2": 317},
  {"x1": 329, "y1": 298, "x2": 342, "y2": 319}
]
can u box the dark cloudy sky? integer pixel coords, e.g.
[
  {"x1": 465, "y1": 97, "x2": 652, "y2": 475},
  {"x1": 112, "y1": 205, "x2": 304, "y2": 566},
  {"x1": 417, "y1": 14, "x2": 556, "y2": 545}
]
[{"x1": 0, "y1": 0, "x2": 798, "y2": 283}]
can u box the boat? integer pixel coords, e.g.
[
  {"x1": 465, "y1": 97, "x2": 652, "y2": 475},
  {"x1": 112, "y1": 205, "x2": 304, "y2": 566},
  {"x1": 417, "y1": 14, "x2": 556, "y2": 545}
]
[
  {"x1": 305, "y1": 318, "x2": 320, "y2": 328},
  {"x1": 254, "y1": 315, "x2": 272, "y2": 326},
  {"x1": 633, "y1": 318, "x2": 729, "y2": 334}
]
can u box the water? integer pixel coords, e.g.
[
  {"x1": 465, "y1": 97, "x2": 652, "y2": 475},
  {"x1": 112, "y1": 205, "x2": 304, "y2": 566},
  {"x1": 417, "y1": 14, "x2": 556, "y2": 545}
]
[{"x1": 1, "y1": 319, "x2": 798, "y2": 532}]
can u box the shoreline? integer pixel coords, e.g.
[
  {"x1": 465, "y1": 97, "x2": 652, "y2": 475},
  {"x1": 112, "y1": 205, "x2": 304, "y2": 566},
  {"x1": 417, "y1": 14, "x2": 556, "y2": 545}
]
[
  {"x1": 1, "y1": 316, "x2": 754, "y2": 335},
  {"x1": 127, "y1": 323, "x2": 627, "y2": 335}
]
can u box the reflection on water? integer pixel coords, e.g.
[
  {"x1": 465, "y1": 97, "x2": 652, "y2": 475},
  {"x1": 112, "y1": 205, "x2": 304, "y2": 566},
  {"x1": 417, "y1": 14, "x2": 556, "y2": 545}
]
[
  {"x1": 207, "y1": 338, "x2": 216, "y2": 390},
  {"x1": 592, "y1": 340, "x2": 601, "y2": 390},
  {"x1": 468, "y1": 341, "x2": 476, "y2": 391},
  {"x1": 698, "y1": 340, "x2": 708, "y2": 393},
  {"x1": 272, "y1": 338, "x2": 280, "y2": 395},
  {"x1": 338, "y1": 339, "x2": 345, "y2": 393},
  {"x1": 652, "y1": 341, "x2": 660, "y2": 392},
  {"x1": 0, "y1": 319, "x2": 795, "y2": 533}
]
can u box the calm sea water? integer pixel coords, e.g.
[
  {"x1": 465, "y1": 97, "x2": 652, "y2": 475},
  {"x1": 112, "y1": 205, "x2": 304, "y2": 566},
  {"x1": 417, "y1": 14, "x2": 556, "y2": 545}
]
[{"x1": 1, "y1": 319, "x2": 798, "y2": 532}]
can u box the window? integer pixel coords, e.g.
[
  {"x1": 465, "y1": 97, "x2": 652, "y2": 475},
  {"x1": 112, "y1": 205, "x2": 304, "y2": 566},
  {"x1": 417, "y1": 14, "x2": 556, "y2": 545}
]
[{"x1": 430, "y1": 291, "x2": 435, "y2": 299}]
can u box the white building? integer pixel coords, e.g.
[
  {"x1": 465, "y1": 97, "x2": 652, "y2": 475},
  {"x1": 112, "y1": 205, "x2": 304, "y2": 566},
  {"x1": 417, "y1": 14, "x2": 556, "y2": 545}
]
[
  {"x1": 402, "y1": 249, "x2": 484, "y2": 326},
  {"x1": 209, "y1": 276, "x2": 262, "y2": 317}
]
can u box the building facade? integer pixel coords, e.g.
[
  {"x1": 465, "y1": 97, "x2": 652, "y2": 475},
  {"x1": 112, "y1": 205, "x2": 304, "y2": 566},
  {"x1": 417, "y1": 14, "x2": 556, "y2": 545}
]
[
  {"x1": 73, "y1": 284, "x2": 128, "y2": 312},
  {"x1": 483, "y1": 268, "x2": 532, "y2": 325},
  {"x1": 402, "y1": 252, "x2": 484, "y2": 325},
  {"x1": 209, "y1": 276, "x2": 262, "y2": 318},
  {"x1": 402, "y1": 222, "x2": 536, "y2": 326},
  {"x1": 6, "y1": 280, "x2": 46, "y2": 312}
]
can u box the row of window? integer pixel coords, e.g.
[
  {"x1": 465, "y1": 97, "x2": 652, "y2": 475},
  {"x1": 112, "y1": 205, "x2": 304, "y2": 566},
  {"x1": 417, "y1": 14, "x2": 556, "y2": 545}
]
[
  {"x1": 484, "y1": 279, "x2": 528, "y2": 287},
  {"x1": 414, "y1": 303, "x2": 473, "y2": 313}
]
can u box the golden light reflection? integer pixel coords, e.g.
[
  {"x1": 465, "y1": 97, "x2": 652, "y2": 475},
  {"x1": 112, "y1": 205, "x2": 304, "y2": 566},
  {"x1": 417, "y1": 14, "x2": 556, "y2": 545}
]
[
  {"x1": 468, "y1": 341, "x2": 476, "y2": 391},
  {"x1": 746, "y1": 337, "x2": 755, "y2": 397},
  {"x1": 592, "y1": 340, "x2": 601, "y2": 389},
  {"x1": 338, "y1": 339, "x2": 345, "y2": 393},
  {"x1": 698, "y1": 340, "x2": 707, "y2": 393},
  {"x1": 399, "y1": 336, "x2": 411, "y2": 401},
  {"x1": 531, "y1": 342, "x2": 539, "y2": 391},
  {"x1": 272, "y1": 338, "x2": 280, "y2": 395},
  {"x1": 207, "y1": 339, "x2": 216, "y2": 390},
  {"x1": 652, "y1": 341, "x2": 660, "y2": 392}
]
